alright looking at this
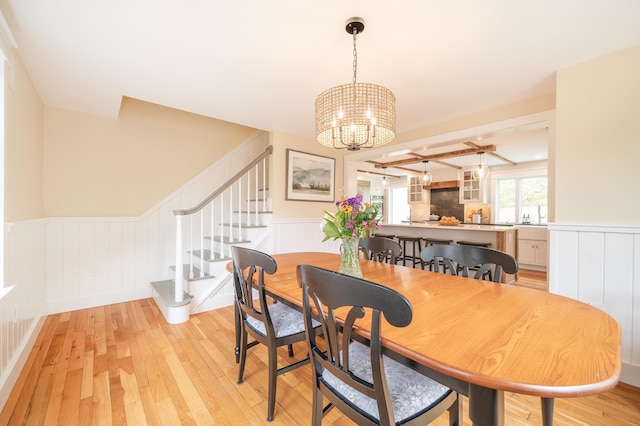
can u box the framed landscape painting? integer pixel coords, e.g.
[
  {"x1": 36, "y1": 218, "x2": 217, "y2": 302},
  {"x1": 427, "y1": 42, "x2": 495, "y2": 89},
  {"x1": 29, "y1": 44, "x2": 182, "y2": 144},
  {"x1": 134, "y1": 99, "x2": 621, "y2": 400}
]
[{"x1": 285, "y1": 149, "x2": 335, "y2": 202}]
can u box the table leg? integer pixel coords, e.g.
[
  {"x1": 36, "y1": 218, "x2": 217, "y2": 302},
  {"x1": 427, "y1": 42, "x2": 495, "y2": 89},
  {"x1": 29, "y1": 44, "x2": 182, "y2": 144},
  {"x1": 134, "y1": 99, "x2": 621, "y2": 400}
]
[
  {"x1": 541, "y1": 397, "x2": 554, "y2": 426},
  {"x1": 468, "y1": 384, "x2": 504, "y2": 426}
]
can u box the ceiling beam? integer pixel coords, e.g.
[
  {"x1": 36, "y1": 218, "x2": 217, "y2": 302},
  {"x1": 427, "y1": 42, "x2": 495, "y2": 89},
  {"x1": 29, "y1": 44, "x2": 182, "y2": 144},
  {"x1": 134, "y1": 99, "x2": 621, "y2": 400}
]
[
  {"x1": 465, "y1": 141, "x2": 517, "y2": 165},
  {"x1": 371, "y1": 144, "x2": 496, "y2": 168}
]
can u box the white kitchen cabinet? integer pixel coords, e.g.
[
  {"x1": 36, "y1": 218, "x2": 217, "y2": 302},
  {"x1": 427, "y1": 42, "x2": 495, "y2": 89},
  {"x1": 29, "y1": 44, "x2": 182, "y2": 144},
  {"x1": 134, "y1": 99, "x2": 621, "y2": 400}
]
[
  {"x1": 408, "y1": 176, "x2": 425, "y2": 204},
  {"x1": 459, "y1": 169, "x2": 486, "y2": 203},
  {"x1": 518, "y1": 239, "x2": 548, "y2": 267},
  {"x1": 518, "y1": 226, "x2": 548, "y2": 268}
]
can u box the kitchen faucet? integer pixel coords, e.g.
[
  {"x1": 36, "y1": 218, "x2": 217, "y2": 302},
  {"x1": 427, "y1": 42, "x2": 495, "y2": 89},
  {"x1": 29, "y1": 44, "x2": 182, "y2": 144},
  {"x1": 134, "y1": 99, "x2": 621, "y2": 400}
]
[{"x1": 537, "y1": 205, "x2": 545, "y2": 224}]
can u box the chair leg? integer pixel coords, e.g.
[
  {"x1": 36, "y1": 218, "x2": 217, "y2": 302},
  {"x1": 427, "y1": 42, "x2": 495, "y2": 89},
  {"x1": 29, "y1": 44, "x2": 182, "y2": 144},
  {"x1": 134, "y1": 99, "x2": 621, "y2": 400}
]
[
  {"x1": 237, "y1": 329, "x2": 248, "y2": 384},
  {"x1": 311, "y1": 384, "x2": 324, "y2": 426},
  {"x1": 448, "y1": 393, "x2": 461, "y2": 426},
  {"x1": 266, "y1": 344, "x2": 278, "y2": 421},
  {"x1": 287, "y1": 343, "x2": 294, "y2": 357},
  {"x1": 234, "y1": 302, "x2": 241, "y2": 363},
  {"x1": 541, "y1": 397, "x2": 554, "y2": 426}
]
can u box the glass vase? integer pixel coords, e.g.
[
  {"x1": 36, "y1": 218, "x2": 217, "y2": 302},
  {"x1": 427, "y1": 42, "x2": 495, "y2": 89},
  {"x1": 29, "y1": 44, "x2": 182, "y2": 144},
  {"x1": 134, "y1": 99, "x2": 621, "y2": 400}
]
[{"x1": 339, "y1": 236, "x2": 362, "y2": 278}]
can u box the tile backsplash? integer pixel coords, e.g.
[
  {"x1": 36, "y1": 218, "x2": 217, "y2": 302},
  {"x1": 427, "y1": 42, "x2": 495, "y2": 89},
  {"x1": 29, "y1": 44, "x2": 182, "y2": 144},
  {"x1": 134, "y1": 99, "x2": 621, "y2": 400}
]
[{"x1": 429, "y1": 188, "x2": 464, "y2": 220}]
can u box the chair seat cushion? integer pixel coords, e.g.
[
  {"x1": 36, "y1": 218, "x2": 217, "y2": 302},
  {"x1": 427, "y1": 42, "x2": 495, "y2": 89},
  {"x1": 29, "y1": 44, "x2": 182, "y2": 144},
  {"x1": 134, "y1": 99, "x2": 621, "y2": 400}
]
[
  {"x1": 246, "y1": 302, "x2": 318, "y2": 338},
  {"x1": 321, "y1": 341, "x2": 452, "y2": 423}
]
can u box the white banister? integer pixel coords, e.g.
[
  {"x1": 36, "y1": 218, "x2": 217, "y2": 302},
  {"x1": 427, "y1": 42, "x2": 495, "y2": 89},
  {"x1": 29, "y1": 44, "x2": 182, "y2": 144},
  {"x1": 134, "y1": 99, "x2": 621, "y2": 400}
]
[
  {"x1": 189, "y1": 216, "x2": 194, "y2": 280},
  {"x1": 263, "y1": 157, "x2": 266, "y2": 212},
  {"x1": 210, "y1": 202, "x2": 215, "y2": 260},
  {"x1": 228, "y1": 185, "x2": 233, "y2": 243},
  {"x1": 247, "y1": 168, "x2": 251, "y2": 226},
  {"x1": 255, "y1": 164, "x2": 259, "y2": 225},
  {"x1": 199, "y1": 210, "x2": 204, "y2": 277}
]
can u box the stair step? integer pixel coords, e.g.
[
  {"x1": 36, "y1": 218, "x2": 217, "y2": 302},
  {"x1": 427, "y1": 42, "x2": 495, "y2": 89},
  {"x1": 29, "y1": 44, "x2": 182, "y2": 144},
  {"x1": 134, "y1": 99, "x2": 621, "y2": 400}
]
[
  {"x1": 170, "y1": 265, "x2": 214, "y2": 281},
  {"x1": 220, "y1": 224, "x2": 267, "y2": 229},
  {"x1": 234, "y1": 210, "x2": 273, "y2": 214},
  {"x1": 189, "y1": 249, "x2": 232, "y2": 263},
  {"x1": 151, "y1": 280, "x2": 192, "y2": 307},
  {"x1": 204, "y1": 236, "x2": 251, "y2": 244}
]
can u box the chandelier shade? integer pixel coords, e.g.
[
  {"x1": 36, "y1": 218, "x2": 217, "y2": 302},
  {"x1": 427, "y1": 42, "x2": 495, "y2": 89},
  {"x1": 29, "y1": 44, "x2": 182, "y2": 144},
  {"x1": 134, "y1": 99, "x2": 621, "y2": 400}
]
[{"x1": 315, "y1": 17, "x2": 396, "y2": 151}]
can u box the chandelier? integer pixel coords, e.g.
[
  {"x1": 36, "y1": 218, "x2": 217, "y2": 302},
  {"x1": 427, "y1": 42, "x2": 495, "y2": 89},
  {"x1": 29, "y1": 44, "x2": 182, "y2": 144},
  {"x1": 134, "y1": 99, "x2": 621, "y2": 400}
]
[{"x1": 315, "y1": 17, "x2": 396, "y2": 151}]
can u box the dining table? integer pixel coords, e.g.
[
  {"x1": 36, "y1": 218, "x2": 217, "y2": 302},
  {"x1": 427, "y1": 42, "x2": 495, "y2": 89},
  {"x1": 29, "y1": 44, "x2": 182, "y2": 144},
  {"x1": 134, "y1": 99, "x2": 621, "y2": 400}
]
[{"x1": 232, "y1": 251, "x2": 621, "y2": 426}]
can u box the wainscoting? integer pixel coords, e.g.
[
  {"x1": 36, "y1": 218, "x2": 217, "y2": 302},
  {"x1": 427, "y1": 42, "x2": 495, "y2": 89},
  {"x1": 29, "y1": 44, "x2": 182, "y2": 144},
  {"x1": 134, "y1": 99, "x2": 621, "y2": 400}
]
[
  {"x1": 0, "y1": 131, "x2": 269, "y2": 410},
  {"x1": 549, "y1": 222, "x2": 640, "y2": 387}
]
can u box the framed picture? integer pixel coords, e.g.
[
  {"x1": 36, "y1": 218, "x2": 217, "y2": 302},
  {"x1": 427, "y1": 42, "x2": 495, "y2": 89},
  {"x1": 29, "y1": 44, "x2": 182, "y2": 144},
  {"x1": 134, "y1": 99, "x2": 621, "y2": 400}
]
[{"x1": 285, "y1": 149, "x2": 335, "y2": 202}]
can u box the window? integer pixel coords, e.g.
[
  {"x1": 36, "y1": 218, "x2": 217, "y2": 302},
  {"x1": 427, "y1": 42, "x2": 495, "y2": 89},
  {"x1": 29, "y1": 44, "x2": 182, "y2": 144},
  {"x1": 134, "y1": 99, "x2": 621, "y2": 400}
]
[
  {"x1": 496, "y1": 176, "x2": 547, "y2": 224},
  {"x1": 389, "y1": 184, "x2": 409, "y2": 224}
]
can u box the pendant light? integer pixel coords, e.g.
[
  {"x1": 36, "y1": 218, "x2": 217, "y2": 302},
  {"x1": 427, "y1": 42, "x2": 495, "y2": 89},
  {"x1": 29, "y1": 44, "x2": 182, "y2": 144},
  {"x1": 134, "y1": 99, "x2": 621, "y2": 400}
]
[
  {"x1": 473, "y1": 152, "x2": 488, "y2": 179},
  {"x1": 381, "y1": 166, "x2": 388, "y2": 187},
  {"x1": 314, "y1": 17, "x2": 396, "y2": 151},
  {"x1": 421, "y1": 160, "x2": 432, "y2": 185}
]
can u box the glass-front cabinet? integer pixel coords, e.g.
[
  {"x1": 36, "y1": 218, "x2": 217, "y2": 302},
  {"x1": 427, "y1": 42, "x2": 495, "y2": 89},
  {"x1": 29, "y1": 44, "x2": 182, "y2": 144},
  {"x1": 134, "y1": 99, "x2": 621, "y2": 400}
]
[
  {"x1": 408, "y1": 176, "x2": 424, "y2": 204},
  {"x1": 460, "y1": 169, "x2": 486, "y2": 203}
]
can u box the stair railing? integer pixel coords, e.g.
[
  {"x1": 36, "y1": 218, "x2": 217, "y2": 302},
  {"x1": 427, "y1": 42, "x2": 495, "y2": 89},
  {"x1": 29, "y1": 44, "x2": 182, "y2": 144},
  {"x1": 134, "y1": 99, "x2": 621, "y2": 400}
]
[{"x1": 171, "y1": 145, "x2": 273, "y2": 304}]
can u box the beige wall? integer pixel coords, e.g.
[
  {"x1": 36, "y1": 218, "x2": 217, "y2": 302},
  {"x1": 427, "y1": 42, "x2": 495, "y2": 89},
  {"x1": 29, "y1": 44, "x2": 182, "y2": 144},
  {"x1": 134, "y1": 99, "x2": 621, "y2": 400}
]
[
  {"x1": 5, "y1": 52, "x2": 44, "y2": 222},
  {"x1": 556, "y1": 45, "x2": 640, "y2": 225},
  {"x1": 43, "y1": 98, "x2": 257, "y2": 217},
  {"x1": 270, "y1": 131, "x2": 348, "y2": 220}
]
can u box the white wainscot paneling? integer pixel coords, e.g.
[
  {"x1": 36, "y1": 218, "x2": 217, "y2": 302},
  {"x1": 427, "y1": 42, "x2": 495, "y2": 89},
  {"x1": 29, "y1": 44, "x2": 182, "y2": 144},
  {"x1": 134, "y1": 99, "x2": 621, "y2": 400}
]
[
  {"x1": 271, "y1": 219, "x2": 341, "y2": 255},
  {"x1": 549, "y1": 223, "x2": 640, "y2": 387}
]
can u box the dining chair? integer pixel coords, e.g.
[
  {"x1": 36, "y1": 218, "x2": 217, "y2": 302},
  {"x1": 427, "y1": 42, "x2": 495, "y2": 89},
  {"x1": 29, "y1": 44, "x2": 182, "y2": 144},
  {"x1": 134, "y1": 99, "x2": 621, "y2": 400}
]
[
  {"x1": 231, "y1": 246, "x2": 321, "y2": 421},
  {"x1": 419, "y1": 244, "x2": 555, "y2": 426},
  {"x1": 297, "y1": 264, "x2": 460, "y2": 426},
  {"x1": 359, "y1": 236, "x2": 403, "y2": 264},
  {"x1": 420, "y1": 244, "x2": 518, "y2": 282}
]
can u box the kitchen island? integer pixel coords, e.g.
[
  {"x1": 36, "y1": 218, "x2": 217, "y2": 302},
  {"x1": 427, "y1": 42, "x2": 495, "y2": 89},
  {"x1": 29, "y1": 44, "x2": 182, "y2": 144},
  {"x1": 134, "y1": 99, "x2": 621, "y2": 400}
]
[{"x1": 379, "y1": 222, "x2": 519, "y2": 280}]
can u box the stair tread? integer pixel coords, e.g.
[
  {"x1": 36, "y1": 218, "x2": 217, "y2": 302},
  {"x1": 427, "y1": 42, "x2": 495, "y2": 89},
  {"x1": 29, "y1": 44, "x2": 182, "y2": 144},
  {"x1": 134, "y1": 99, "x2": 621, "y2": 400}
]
[
  {"x1": 220, "y1": 223, "x2": 267, "y2": 229},
  {"x1": 170, "y1": 265, "x2": 215, "y2": 281},
  {"x1": 189, "y1": 249, "x2": 232, "y2": 262},
  {"x1": 203, "y1": 236, "x2": 252, "y2": 244},
  {"x1": 233, "y1": 210, "x2": 273, "y2": 214},
  {"x1": 151, "y1": 280, "x2": 192, "y2": 307}
]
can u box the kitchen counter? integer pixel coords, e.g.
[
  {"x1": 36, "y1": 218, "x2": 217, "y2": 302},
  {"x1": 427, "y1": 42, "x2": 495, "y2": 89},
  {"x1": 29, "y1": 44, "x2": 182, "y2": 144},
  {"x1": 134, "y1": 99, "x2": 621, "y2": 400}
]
[{"x1": 380, "y1": 223, "x2": 519, "y2": 281}]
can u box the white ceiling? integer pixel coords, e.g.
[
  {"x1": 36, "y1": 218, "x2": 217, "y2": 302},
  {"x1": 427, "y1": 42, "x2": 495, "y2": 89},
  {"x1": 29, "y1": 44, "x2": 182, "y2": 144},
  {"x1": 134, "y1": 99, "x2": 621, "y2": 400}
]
[{"x1": 3, "y1": 1, "x2": 640, "y2": 172}]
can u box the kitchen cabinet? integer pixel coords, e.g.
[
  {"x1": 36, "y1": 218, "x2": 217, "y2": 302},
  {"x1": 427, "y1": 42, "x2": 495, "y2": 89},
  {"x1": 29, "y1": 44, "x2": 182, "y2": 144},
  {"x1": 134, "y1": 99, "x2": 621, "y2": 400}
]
[
  {"x1": 517, "y1": 226, "x2": 548, "y2": 269},
  {"x1": 459, "y1": 169, "x2": 486, "y2": 203},
  {"x1": 408, "y1": 176, "x2": 425, "y2": 204}
]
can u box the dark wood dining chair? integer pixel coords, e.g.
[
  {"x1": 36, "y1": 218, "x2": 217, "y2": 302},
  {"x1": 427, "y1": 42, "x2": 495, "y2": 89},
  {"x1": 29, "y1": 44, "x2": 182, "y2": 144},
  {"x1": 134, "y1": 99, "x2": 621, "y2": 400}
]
[
  {"x1": 420, "y1": 244, "x2": 554, "y2": 426},
  {"x1": 297, "y1": 264, "x2": 460, "y2": 426},
  {"x1": 359, "y1": 236, "x2": 403, "y2": 264},
  {"x1": 231, "y1": 246, "x2": 321, "y2": 421},
  {"x1": 420, "y1": 244, "x2": 518, "y2": 282}
]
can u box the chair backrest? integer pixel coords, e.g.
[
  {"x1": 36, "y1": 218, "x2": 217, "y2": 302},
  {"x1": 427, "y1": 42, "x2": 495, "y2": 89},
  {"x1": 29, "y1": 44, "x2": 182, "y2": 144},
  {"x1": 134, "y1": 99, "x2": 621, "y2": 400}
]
[
  {"x1": 297, "y1": 264, "x2": 412, "y2": 424},
  {"x1": 231, "y1": 246, "x2": 278, "y2": 333},
  {"x1": 359, "y1": 236, "x2": 402, "y2": 264},
  {"x1": 420, "y1": 244, "x2": 518, "y2": 283}
]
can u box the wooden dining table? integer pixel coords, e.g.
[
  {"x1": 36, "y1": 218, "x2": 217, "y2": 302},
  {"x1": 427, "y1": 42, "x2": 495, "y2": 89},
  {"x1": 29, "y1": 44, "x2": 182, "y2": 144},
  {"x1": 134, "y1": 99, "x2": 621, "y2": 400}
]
[{"x1": 233, "y1": 252, "x2": 621, "y2": 426}]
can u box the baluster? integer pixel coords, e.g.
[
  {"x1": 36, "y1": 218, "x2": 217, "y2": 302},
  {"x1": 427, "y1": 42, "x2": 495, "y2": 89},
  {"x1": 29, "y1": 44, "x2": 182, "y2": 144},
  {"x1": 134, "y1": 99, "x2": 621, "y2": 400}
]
[
  {"x1": 237, "y1": 177, "x2": 242, "y2": 239},
  {"x1": 255, "y1": 163, "x2": 259, "y2": 225},
  {"x1": 199, "y1": 210, "x2": 204, "y2": 277},
  {"x1": 228, "y1": 184, "x2": 233, "y2": 243},
  {"x1": 247, "y1": 168, "x2": 251, "y2": 226},
  {"x1": 262, "y1": 157, "x2": 267, "y2": 212},
  {"x1": 174, "y1": 214, "x2": 184, "y2": 303},
  {"x1": 210, "y1": 202, "x2": 214, "y2": 260},
  {"x1": 189, "y1": 215, "x2": 194, "y2": 280},
  {"x1": 220, "y1": 193, "x2": 225, "y2": 256}
]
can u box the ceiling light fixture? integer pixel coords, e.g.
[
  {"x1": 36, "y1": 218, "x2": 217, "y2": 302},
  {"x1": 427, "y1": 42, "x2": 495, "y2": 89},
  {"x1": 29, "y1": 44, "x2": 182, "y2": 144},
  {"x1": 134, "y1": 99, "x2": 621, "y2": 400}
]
[
  {"x1": 315, "y1": 17, "x2": 396, "y2": 151},
  {"x1": 381, "y1": 166, "x2": 388, "y2": 187},
  {"x1": 473, "y1": 152, "x2": 488, "y2": 179},
  {"x1": 421, "y1": 160, "x2": 432, "y2": 185}
]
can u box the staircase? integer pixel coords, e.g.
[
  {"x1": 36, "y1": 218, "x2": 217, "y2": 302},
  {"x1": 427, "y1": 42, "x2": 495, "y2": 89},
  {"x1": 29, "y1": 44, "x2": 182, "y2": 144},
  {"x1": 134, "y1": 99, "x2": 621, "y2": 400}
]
[{"x1": 151, "y1": 145, "x2": 273, "y2": 324}]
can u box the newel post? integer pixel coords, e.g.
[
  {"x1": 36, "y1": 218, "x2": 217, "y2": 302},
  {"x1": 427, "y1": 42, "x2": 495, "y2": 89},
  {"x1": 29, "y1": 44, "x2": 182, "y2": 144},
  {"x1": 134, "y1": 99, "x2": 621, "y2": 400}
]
[{"x1": 174, "y1": 212, "x2": 184, "y2": 303}]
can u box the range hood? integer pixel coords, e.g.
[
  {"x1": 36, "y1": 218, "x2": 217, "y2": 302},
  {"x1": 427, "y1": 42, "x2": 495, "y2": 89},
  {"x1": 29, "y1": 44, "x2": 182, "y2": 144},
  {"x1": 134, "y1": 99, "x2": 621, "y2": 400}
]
[{"x1": 423, "y1": 180, "x2": 459, "y2": 190}]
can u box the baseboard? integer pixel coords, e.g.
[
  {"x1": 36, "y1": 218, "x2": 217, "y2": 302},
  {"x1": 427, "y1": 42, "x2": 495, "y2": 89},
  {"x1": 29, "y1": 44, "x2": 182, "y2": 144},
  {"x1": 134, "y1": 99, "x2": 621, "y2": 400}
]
[
  {"x1": 191, "y1": 292, "x2": 234, "y2": 315},
  {"x1": 621, "y1": 362, "x2": 640, "y2": 388},
  {"x1": 46, "y1": 288, "x2": 152, "y2": 315},
  {"x1": 0, "y1": 315, "x2": 46, "y2": 413}
]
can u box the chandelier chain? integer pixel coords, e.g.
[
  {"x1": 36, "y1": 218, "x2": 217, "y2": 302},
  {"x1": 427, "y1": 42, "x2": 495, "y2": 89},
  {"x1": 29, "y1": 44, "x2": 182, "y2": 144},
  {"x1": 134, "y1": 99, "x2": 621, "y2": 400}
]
[{"x1": 352, "y1": 27, "x2": 358, "y2": 85}]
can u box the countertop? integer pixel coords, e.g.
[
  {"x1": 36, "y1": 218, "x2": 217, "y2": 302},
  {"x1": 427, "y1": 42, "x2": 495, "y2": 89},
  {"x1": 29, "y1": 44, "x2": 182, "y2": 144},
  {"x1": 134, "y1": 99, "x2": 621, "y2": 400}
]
[{"x1": 387, "y1": 222, "x2": 517, "y2": 231}]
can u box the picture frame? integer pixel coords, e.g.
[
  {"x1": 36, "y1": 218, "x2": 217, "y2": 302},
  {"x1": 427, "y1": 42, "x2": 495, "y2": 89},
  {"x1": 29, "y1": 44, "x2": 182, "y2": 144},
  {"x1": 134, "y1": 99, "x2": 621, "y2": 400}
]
[{"x1": 285, "y1": 149, "x2": 335, "y2": 202}]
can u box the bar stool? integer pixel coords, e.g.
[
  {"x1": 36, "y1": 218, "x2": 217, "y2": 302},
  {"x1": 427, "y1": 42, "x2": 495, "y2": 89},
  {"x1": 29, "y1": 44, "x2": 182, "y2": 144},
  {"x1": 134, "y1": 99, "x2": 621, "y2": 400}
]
[
  {"x1": 423, "y1": 238, "x2": 453, "y2": 271},
  {"x1": 375, "y1": 233, "x2": 395, "y2": 239},
  {"x1": 456, "y1": 240, "x2": 491, "y2": 248},
  {"x1": 456, "y1": 240, "x2": 492, "y2": 279},
  {"x1": 396, "y1": 236, "x2": 423, "y2": 268}
]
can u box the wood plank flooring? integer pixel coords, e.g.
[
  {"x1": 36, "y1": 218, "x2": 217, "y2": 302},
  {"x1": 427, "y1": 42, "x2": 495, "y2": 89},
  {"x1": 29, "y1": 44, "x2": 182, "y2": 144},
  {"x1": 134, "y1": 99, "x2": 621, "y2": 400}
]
[{"x1": 2, "y1": 271, "x2": 638, "y2": 425}]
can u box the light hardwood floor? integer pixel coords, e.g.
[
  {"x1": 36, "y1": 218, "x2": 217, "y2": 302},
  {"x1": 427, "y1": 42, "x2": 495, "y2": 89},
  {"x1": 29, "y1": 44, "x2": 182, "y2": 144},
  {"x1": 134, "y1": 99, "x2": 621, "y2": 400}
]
[{"x1": 2, "y1": 271, "x2": 638, "y2": 425}]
